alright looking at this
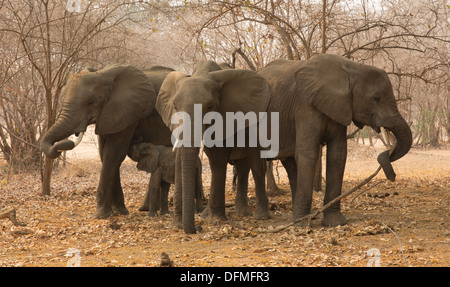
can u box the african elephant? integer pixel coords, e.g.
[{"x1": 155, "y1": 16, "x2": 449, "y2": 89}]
[
  {"x1": 40, "y1": 65, "x2": 173, "y2": 219},
  {"x1": 156, "y1": 60, "x2": 272, "y2": 234},
  {"x1": 127, "y1": 141, "x2": 204, "y2": 217},
  {"x1": 259, "y1": 54, "x2": 412, "y2": 227}
]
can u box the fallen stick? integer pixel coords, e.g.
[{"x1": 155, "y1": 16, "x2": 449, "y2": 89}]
[
  {"x1": 257, "y1": 165, "x2": 382, "y2": 233},
  {"x1": 0, "y1": 208, "x2": 27, "y2": 226}
]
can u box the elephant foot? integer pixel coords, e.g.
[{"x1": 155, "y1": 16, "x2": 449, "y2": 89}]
[
  {"x1": 171, "y1": 217, "x2": 198, "y2": 234},
  {"x1": 206, "y1": 217, "x2": 227, "y2": 229},
  {"x1": 95, "y1": 206, "x2": 113, "y2": 219},
  {"x1": 322, "y1": 211, "x2": 347, "y2": 227},
  {"x1": 292, "y1": 211, "x2": 313, "y2": 227},
  {"x1": 207, "y1": 213, "x2": 227, "y2": 223},
  {"x1": 172, "y1": 218, "x2": 183, "y2": 230},
  {"x1": 293, "y1": 218, "x2": 311, "y2": 227},
  {"x1": 236, "y1": 204, "x2": 253, "y2": 218},
  {"x1": 201, "y1": 206, "x2": 227, "y2": 221},
  {"x1": 113, "y1": 205, "x2": 129, "y2": 216},
  {"x1": 160, "y1": 209, "x2": 170, "y2": 216},
  {"x1": 201, "y1": 207, "x2": 227, "y2": 224},
  {"x1": 147, "y1": 210, "x2": 158, "y2": 217},
  {"x1": 254, "y1": 208, "x2": 271, "y2": 220}
]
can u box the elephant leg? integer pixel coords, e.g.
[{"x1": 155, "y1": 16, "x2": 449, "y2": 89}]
[
  {"x1": 249, "y1": 154, "x2": 270, "y2": 220},
  {"x1": 95, "y1": 127, "x2": 135, "y2": 219},
  {"x1": 195, "y1": 165, "x2": 204, "y2": 213},
  {"x1": 139, "y1": 188, "x2": 150, "y2": 211},
  {"x1": 293, "y1": 128, "x2": 322, "y2": 226},
  {"x1": 204, "y1": 147, "x2": 231, "y2": 221},
  {"x1": 148, "y1": 170, "x2": 162, "y2": 217},
  {"x1": 281, "y1": 157, "x2": 297, "y2": 200},
  {"x1": 111, "y1": 171, "x2": 129, "y2": 215},
  {"x1": 322, "y1": 127, "x2": 348, "y2": 227},
  {"x1": 234, "y1": 160, "x2": 253, "y2": 217},
  {"x1": 159, "y1": 181, "x2": 171, "y2": 216},
  {"x1": 96, "y1": 169, "x2": 113, "y2": 218}
]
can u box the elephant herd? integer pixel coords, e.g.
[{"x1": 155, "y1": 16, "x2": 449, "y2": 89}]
[{"x1": 41, "y1": 54, "x2": 412, "y2": 234}]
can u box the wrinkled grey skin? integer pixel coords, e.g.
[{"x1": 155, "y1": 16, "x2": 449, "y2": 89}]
[
  {"x1": 259, "y1": 54, "x2": 412, "y2": 227},
  {"x1": 40, "y1": 65, "x2": 173, "y2": 219},
  {"x1": 156, "y1": 60, "x2": 272, "y2": 234},
  {"x1": 128, "y1": 141, "x2": 204, "y2": 217}
]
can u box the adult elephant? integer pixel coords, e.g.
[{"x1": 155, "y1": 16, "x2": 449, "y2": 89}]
[
  {"x1": 40, "y1": 65, "x2": 173, "y2": 219},
  {"x1": 259, "y1": 54, "x2": 412, "y2": 227},
  {"x1": 156, "y1": 60, "x2": 272, "y2": 234}
]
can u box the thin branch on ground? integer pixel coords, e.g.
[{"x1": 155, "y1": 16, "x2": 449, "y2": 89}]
[
  {"x1": 256, "y1": 165, "x2": 382, "y2": 233},
  {"x1": 382, "y1": 222, "x2": 409, "y2": 267}
]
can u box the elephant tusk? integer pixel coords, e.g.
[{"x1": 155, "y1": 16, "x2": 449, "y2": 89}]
[
  {"x1": 57, "y1": 132, "x2": 84, "y2": 152},
  {"x1": 172, "y1": 138, "x2": 179, "y2": 152},
  {"x1": 380, "y1": 127, "x2": 390, "y2": 148},
  {"x1": 389, "y1": 132, "x2": 397, "y2": 157},
  {"x1": 380, "y1": 127, "x2": 396, "y2": 156},
  {"x1": 73, "y1": 132, "x2": 84, "y2": 148}
]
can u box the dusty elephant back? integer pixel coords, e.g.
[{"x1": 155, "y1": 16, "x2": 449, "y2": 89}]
[{"x1": 144, "y1": 66, "x2": 175, "y2": 94}]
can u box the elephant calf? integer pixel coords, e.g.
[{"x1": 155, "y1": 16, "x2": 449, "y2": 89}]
[{"x1": 128, "y1": 142, "x2": 204, "y2": 217}]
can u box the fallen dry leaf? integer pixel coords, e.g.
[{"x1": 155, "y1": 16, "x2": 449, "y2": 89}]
[{"x1": 0, "y1": 142, "x2": 449, "y2": 266}]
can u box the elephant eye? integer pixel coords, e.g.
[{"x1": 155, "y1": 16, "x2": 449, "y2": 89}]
[{"x1": 87, "y1": 100, "x2": 95, "y2": 106}]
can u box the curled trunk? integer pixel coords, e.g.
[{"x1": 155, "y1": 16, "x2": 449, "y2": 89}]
[
  {"x1": 377, "y1": 116, "x2": 412, "y2": 181},
  {"x1": 40, "y1": 113, "x2": 84, "y2": 159}
]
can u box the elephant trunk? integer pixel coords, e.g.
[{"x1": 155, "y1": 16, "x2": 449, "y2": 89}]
[
  {"x1": 40, "y1": 111, "x2": 84, "y2": 159},
  {"x1": 178, "y1": 146, "x2": 200, "y2": 234},
  {"x1": 377, "y1": 115, "x2": 412, "y2": 181}
]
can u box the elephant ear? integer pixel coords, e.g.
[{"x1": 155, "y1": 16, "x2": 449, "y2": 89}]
[
  {"x1": 156, "y1": 71, "x2": 189, "y2": 129},
  {"x1": 300, "y1": 54, "x2": 352, "y2": 126},
  {"x1": 95, "y1": 65, "x2": 156, "y2": 135},
  {"x1": 138, "y1": 144, "x2": 160, "y2": 173},
  {"x1": 208, "y1": 69, "x2": 271, "y2": 116}
]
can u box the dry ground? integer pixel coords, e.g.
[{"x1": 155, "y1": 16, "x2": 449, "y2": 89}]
[{"x1": 0, "y1": 136, "x2": 448, "y2": 267}]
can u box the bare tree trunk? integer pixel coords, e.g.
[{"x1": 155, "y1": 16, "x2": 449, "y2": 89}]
[
  {"x1": 232, "y1": 48, "x2": 256, "y2": 71},
  {"x1": 447, "y1": 85, "x2": 450, "y2": 143},
  {"x1": 321, "y1": 0, "x2": 327, "y2": 54}
]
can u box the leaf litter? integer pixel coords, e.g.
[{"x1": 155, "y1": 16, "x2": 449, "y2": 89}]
[{"x1": 0, "y1": 143, "x2": 449, "y2": 267}]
